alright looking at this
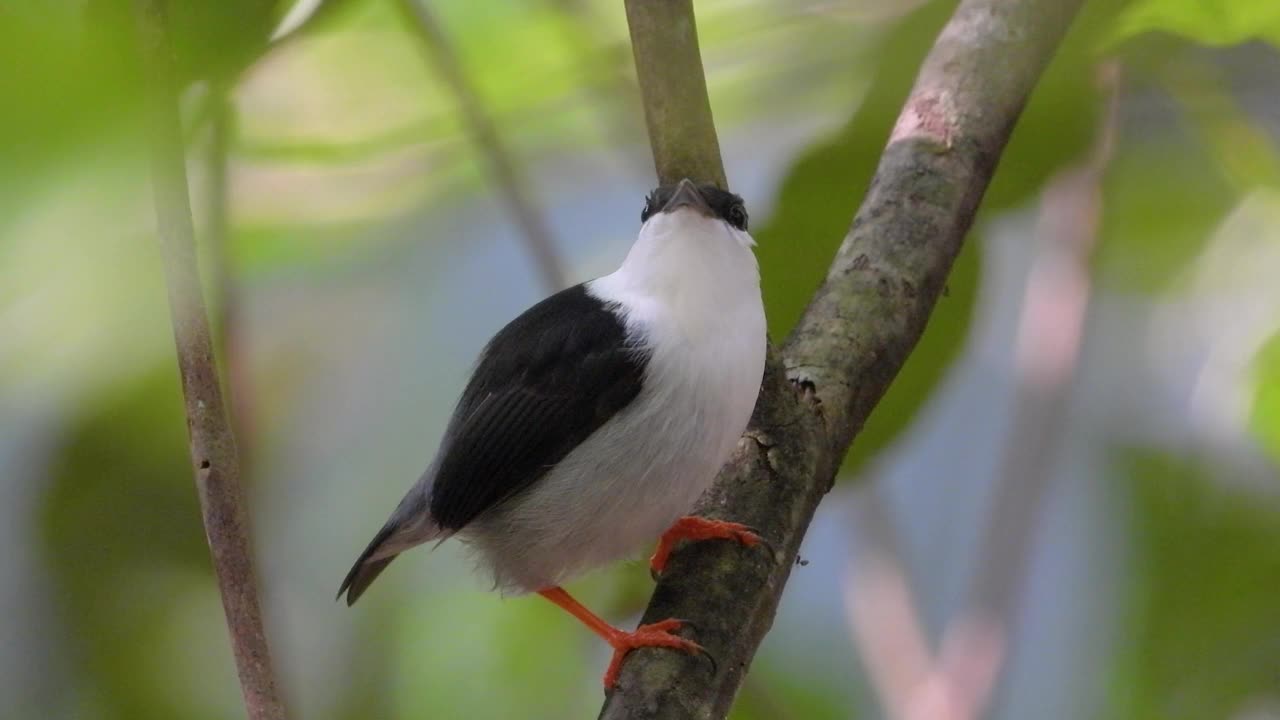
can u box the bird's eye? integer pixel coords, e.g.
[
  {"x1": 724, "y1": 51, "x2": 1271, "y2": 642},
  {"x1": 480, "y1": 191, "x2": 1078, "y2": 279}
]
[
  {"x1": 641, "y1": 197, "x2": 654, "y2": 223},
  {"x1": 728, "y1": 204, "x2": 748, "y2": 230}
]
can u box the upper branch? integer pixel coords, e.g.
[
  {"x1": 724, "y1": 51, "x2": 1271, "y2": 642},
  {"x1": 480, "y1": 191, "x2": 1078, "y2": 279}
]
[
  {"x1": 624, "y1": 0, "x2": 726, "y2": 188},
  {"x1": 134, "y1": 2, "x2": 288, "y2": 718},
  {"x1": 783, "y1": 0, "x2": 1087, "y2": 449},
  {"x1": 601, "y1": 0, "x2": 1086, "y2": 718}
]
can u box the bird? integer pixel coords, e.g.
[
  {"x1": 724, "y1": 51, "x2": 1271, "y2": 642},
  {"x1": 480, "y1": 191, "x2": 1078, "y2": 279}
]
[{"x1": 338, "y1": 178, "x2": 769, "y2": 689}]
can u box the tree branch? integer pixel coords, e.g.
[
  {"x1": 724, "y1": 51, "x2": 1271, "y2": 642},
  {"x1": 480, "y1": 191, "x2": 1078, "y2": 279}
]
[
  {"x1": 205, "y1": 88, "x2": 257, "y2": 469},
  {"x1": 623, "y1": 0, "x2": 726, "y2": 188},
  {"x1": 601, "y1": 0, "x2": 1085, "y2": 717},
  {"x1": 134, "y1": 2, "x2": 288, "y2": 719},
  {"x1": 398, "y1": 0, "x2": 568, "y2": 293}
]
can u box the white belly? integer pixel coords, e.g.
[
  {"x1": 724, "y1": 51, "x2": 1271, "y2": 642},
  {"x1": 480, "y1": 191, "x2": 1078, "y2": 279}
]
[{"x1": 466, "y1": 298, "x2": 766, "y2": 594}]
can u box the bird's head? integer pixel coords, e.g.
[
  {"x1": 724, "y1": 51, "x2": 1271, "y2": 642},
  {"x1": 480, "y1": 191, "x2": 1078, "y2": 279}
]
[
  {"x1": 638, "y1": 178, "x2": 754, "y2": 251},
  {"x1": 605, "y1": 178, "x2": 759, "y2": 304}
]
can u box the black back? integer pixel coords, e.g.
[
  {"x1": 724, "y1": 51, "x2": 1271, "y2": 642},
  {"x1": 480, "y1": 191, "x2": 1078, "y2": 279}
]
[
  {"x1": 427, "y1": 283, "x2": 649, "y2": 530},
  {"x1": 640, "y1": 182, "x2": 748, "y2": 230}
]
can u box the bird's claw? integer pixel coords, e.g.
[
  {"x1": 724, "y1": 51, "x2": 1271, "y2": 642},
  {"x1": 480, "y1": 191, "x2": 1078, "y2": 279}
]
[
  {"x1": 603, "y1": 618, "x2": 711, "y2": 690},
  {"x1": 649, "y1": 516, "x2": 774, "y2": 578}
]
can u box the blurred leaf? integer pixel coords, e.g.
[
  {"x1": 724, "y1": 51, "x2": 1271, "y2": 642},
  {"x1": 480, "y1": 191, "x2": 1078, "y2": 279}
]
[
  {"x1": 394, "y1": 589, "x2": 595, "y2": 719},
  {"x1": 85, "y1": 0, "x2": 283, "y2": 85},
  {"x1": 1250, "y1": 332, "x2": 1280, "y2": 466},
  {"x1": 1160, "y1": 55, "x2": 1280, "y2": 190},
  {"x1": 1109, "y1": 0, "x2": 1280, "y2": 47},
  {"x1": 1108, "y1": 449, "x2": 1280, "y2": 719},
  {"x1": 1093, "y1": 129, "x2": 1237, "y2": 292},
  {"x1": 42, "y1": 369, "x2": 237, "y2": 720},
  {"x1": 0, "y1": 9, "x2": 139, "y2": 214},
  {"x1": 982, "y1": 0, "x2": 1131, "y2": 211},
  {"x1": 730, "y1": 661, "x2": 858, "y2": 720}
]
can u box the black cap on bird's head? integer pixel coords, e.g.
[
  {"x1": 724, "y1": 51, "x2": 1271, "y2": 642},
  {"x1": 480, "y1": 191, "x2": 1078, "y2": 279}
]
[{"x1": 641, "y1": 178, "x2": 749, "y2": 231}]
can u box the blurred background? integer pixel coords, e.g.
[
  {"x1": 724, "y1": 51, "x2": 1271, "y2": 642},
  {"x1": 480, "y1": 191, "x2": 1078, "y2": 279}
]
[{"x1": 2, "y1": 0, "x2": 1278, "y2": 718}]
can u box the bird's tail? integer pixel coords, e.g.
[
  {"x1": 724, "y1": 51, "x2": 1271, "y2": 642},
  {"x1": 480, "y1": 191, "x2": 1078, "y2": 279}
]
[{"x1": 338, "y1": 489, "x2": 441, "y2": 606}]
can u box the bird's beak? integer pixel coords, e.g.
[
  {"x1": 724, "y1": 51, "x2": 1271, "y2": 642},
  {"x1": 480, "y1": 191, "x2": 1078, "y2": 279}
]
[{"x1": 661, "y1": 178, "x2": 713, "y2": 217}]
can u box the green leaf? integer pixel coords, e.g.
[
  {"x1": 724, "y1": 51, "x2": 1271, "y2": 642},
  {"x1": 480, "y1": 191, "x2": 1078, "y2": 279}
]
[
  {"x1": 1109, "y1": 0, "x2": 1280, "y2": 47},
  {"x1": 730, "y1": 661, "x2": 859, "y2": 720},
  {"x1": 41, "y1": 370, "x2": 233, "y2": 720},
  {"x1": 1093, "y1": 129, "x2": 1238, "y2": 292},
  {"x1": 1108, "y1": 449, "x2": 1280, "y2": 719},
  {"x1": 393, "y1": 588, "x2": 596, "y2": 719}
]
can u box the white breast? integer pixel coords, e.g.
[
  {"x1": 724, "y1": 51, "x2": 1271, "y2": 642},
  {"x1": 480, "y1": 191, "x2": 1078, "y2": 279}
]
[{"x1": 467, "y1": 209, "x2": 767, "y2": 594}]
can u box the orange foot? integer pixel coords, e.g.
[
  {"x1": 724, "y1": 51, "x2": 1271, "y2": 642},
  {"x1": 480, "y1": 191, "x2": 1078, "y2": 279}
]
[
  {"x1": 601, "y1": 618, "x2": 705, "y2": 689},
  {"x1": 649, "y1": 516, "x2": 764, "y2": 578},
  {"x1": 538, "y1": 587, "x2": 710, "y2": 689}
]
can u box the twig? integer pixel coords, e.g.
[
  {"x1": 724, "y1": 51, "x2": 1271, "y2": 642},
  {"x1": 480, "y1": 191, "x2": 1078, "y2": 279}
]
[
  {"x1": 843, "y1": 487, "x2": 940, "y2": 720},
  {"x1": 601, "y1": 0, "x2": 1086, "y2": 717},
  {"x1": 623, "y1": 0, "x2": 726, "y2": 189},
  {"x1": 134, "y1": 2, "x2": 288, "y2": 718},
  {"x1": 204, "y1": 88, "x2": 256, "y2": 468},
  {"x1": 397, "y1": 0, "x2": 568, "y2": 293}
]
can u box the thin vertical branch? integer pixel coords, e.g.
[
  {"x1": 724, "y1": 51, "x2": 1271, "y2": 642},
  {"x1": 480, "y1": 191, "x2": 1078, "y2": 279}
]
[
  {"x1": 623, "y1": 0, "x2": 726, "y2": 188},
  {"x1": 134, "y1": 3, "x2": 287, "y2": 719},
  {"x1": 397, "y1": 0, "x2": 567, "y2": 293},
  {"x1": 205, "y1": 88, "x2": 256, "y2": 467}
]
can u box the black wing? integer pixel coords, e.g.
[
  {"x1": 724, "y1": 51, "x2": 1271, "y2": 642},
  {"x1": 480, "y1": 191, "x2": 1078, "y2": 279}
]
[{"x1": 427, "y1": 283, "x2": 648, "y2": 531}]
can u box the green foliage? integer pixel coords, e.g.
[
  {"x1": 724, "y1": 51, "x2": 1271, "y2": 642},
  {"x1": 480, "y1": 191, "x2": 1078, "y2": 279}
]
[
  {"x1": 1250, "y1": 332, "x2": 1280, "y2": 466},
  {"x1": 1094, "y1": 129, "x2": 1238, "y2": 292},
  {"x1": 983, "y1": 0, "x2": 1130, "y2": 211},
  {"x1": 0, "y1": 8, "x2": 138, "y2": 221},
  {"x1": 84, "y1": 0, "x2": 283, "y2": 85},
  {"x1": 1109, "y1": 0, "x2": 1280, "y2": 46},
  {"x1": 10, "y1": 0, "x2": 1280, "y2": 718},
  {"x1": 393, "y1": 592, "x2": 595, "y2": 719},
  {"x1": 1094, "y1": 49, "x2": 1280, "y2": 292},
  {"x1": 730, "y1": 660, "x2": 862, "y2": 720},
  {"x1": 1110, "y1": 450, "x2": 1280, "y2": 719},
  {"x1": 42, "y1": 370, "x2": 238, "y2": 720}
]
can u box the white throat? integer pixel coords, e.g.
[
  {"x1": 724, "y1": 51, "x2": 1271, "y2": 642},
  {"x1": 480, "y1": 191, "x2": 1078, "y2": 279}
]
[{"x1": 591, "y1": 209, "x2": 760, "y2": 338}]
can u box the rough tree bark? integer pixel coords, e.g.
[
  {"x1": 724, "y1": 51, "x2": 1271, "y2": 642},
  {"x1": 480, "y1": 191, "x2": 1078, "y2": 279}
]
[
  {"x1": 134, "y1": 2, "x2": 288, "y2": 719},
  {"x1": 601, "y1": 0, "x2": 1087, "y2": 718}
]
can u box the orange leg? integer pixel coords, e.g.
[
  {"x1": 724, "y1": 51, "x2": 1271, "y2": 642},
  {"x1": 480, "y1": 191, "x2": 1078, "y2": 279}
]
[
  {"x1": 538, "y1": 586, "x2": 705, "y2": 689},
  {"x1": 649, "y1": 515, "x2": 763, "y2": 577}
]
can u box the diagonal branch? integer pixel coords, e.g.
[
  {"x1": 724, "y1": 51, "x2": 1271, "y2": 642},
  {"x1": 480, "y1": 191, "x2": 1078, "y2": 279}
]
[
  {"x1": 601, "y1": 0, "x2": 1086, "y2": 717},
  {"x1": 134, "y1": 2, "x2": 288, "y2": 719},
  {"x1": 398, "y1": 0, "x2": 568, "y2": 293}
]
